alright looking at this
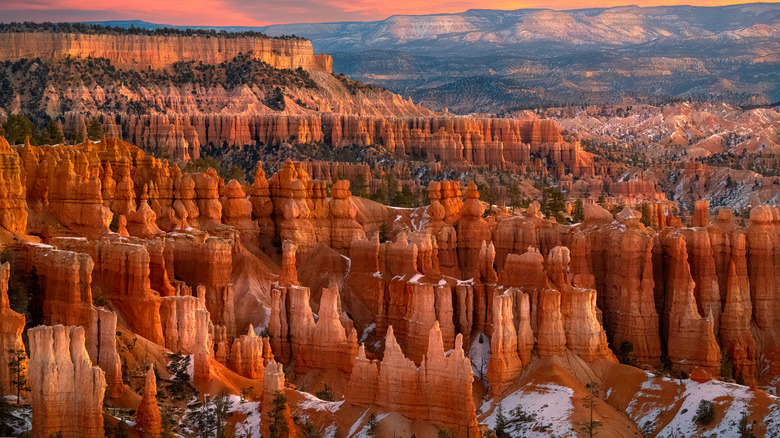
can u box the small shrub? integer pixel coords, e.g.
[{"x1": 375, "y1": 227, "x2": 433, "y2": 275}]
[
  {"x1": 694, "y1": 400, "x2": 715, "y2": 426},
  {"x1": 315, "y1": 383, "x2": 334, "y2": 401}
]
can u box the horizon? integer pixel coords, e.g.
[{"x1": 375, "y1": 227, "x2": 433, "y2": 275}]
[{"x1": 0, "y1": 0, "x2": 775, "y2": 27}]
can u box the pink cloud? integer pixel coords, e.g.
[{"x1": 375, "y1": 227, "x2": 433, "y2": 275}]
[{"x1": 0, "y1": 0, "x2": 757, "y2": 26}]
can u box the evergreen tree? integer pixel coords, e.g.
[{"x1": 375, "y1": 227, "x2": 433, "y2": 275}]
[
  {"x1": 384, "y1": 173, "x2": 399, "y2": 206},
  {"x1": 495, "y1": 403, "x2": 508, "y2": 438},
  {"x1": 37, "y1": 118, "x2": 63, "y2": 145},
  {"x1": 694, "y1": 400, "x2": 715, "y2": 426},
  {"x1": 315, "y1": 383, "x2": 334, "y2": 401},
  {"x1": 738, "y1": 413, "x2": 756, "y2": 438},
  {"x1": 576, "y1": 381, "x2": 602, "y2": 437},
  {"x1": 87, "y1": 118, "x2": 103, "y2": 141},
  {"x1": 268, "y1": 390, "x2": 289, "y2": 438},
  {"x1": 2, "y1": 114, "x2": 37, "y2": 146},
  {"x1": 166, "y1": 353, "x2": 194, "y2": 400},
  {"x1": 213, "y1": 391, "x2": 234, "y2": 438},
  {"x1": 396, "y1": 185, "x2": 419, "y2": 208},
  {"x1": 541, "y1": 187, "x2": 567, "y2": 224},
  {"x1": 7, "y1": 347, "x2": 29, "y2": 405}
]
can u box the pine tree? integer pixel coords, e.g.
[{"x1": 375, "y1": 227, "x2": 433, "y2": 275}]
[
  {"x1": 576, "y1": 381, "x2": 602, "y2": 437},
  {"x1": 213, "y1": 391, "x2": 234, "y2": 438},
  {"x1": 268, "y1": 390, "x2": 289, "y2": 438},
  {"x1": 7, "y1": 347, "x2": 29, "y2": 405},
  {"x1": 738, "y1": 413, "x2": 756, "y2": 438},
  {"x1": 2, "y1": 114, "x2": 37, "y2": 146},
  {"x1": 37, "y1": 118, "x2": 64, "y2": 145},
  {"x1": 87, "y1": 118, "x2": 103, "y2": 141},
  {"x1": 495, "y1": 403, "x2": 508, "y2": 438}
]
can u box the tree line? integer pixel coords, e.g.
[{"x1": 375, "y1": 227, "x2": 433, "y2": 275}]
[
  {"x1": 0, "y1": 114, "x2": 103, "y2": 146},
  {"x1": 0, "y1": 22, "x2": 304, "y2": 40}
]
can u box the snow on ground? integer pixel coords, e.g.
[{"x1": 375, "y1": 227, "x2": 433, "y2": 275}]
[
  {"x1": 624, "y1": 372, "x2": 673, "y2": 434},
  {"x1": 2, "y1": 396, "x2": 32, "y2": 435},
  {"x1": 409, "y1": 273, "x2": 424, "y2": 283},
  {"x1": 297, "y1": 391, "x2": 345, "y2": 413},
  {"x1": 231, "y1": 395, "x2": 263, "y2": 438},
  {"x1": 482, "y1": 383, "x2": 576, "y2": 438},
  {"x1": 347, "y1": 409, "x2": 389, "y2": 438},
  {"x1": 651, "y1": 378, "x2": 780, "y2": 437},
  {"x1": 360, "y1": 323, "x2": 376, "y2": 343},
  {"x1": 347, "y1": 409, "x2": 371, "y2": 437},
  {"x1": 468, "y1": 333, "x2": 490, "y2": 380}
]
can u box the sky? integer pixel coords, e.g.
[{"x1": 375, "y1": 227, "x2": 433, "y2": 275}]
[{"x1": 0, "y1": 0, "x2": 762, "y2": 26}]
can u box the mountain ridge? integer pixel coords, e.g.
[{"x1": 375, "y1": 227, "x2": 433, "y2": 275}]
[{"x1": 76, "y1": 3, "x2": 780, "y2": 111}]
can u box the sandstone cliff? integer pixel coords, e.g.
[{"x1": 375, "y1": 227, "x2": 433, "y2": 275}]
[
  {"x1": 28, "y1": 325, "x2": 106, "y2": 438},
  {"x1": 0, "y1": 31, "x2": 331, "y2": 72}
]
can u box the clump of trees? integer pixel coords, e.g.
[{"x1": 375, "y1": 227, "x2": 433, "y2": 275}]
[
  {"x1": 0, "y1": 114, "x2": 75, "y2": 146},
  {"x1": 0, "y1": 22, "x2": 304, "y2": 41}
]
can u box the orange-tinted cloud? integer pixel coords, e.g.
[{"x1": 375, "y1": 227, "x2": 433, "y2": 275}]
[{"x1": 0, "y1": 0, "x2": 762, "y2": 26}]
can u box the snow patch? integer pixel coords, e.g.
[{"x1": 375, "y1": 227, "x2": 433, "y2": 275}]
[
  {"x1": 468, "y1": 333, "x2": 490, "y2": 379},
  {"x1": 482, "y1": 383, "x2": 576, "y2": 438}
]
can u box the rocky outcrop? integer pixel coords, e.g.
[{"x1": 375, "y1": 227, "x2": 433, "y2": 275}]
[
  {"x1": 249, "y1": 163, "x2": 275, "y2": 251},
  {"x1": 0, "y1": 137, "x2": 27, "y2": 233},
  {"x1": 615, "y1": 238, "x2": 662, "y2": 365},
  {"x1": 329, "y1": 180, "x2": 366, "y2": 252},
  {"x1": 261, "y1": 360, "x2": 294, "y2": 438},
  {"x1": 279, "y1": 240, "x2": 300, "y2": 286},
  {"x1": 47, "y1": 150, "x2": 112, "y2": 236},
  {"x1": 54, "y1": 239, "x2": 166, "y2": 345},
  {"x1": 536, "y1": 289, "x2": 567, "y2": 358},
  {"x1": 30, "y1": 244, "x2": 96, "y2": 330},
  {"x1": 134, "y1": 366, "x2": 162, "y2": 438},
  {"x1": 746, "y1": 206, "x2": 779, "y2": 332},
  {"x1": 29, "y1": 325, "x2": 106, "y2": 438},
  {"x1": 0, "y1": 31, "x2": 332, "y2": 72},
  {"x1": 457, "y1": 182, "x2": 490, "y2": 278},
  {"x1": 287, "y1": 285, "x2": 358, "y2": 376},
  {"x1": 159, "y1": 294, "x2": 207, "y2": 355},
  {"x1": 486, "y1": 293, "x2": 522, "y2": 395},
  {"x1": 0, "y1": 262, "x2": 25, "y2": 396},
  {"x1": 346, "y1": 235, "x2": 386, "y2": 332},
  {"x1": 192, "y1": 309, "x2": 214, "y2": 384},
  {"x1": 346, "y1": 324, "x2": 479, "y2": 436},
  {"x1": 720, "y1": 260, "x2": 757, "y2": 386},
  {"x1": 663, "y1": 236, "x2": 721, "y2": 376},
  {"x1": 269, "y1": 161, "x2": 316, "y2": 258},
  {"x1": 229, "y1": 325, "x2": 266, "y2": 380},
  {"x1": 222, "y1": 179, "x2": 258, "y2": 248},
  {"x1": 170, "y1": 233, "x2": 236, "y2": 339},
  {"x1": 94, "y1": 308, "x2": 125, "y2": 399}
]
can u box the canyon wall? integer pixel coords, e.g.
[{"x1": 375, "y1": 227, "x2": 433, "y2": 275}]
[{"x1": 0, "y1": 31, "x2": 331, "y2": 72}]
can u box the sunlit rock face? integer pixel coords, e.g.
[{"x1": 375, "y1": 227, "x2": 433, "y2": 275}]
[
  {"x1": 3, "y1": 131, "x2": 780, "y2": 437},
  {"x1": 28, "y1": 325, "x2": 106, "y2": 438}
]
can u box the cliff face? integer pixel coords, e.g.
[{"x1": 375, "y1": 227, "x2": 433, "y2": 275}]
[
  {"x1": 0, "y1": 262, "x2": 25, "y2": 396},
  {"x1": 5, "y1": 131, "x2": 780, "y2": 435},
  {"x1": 28, "y1": 325, "x2": 106, "y2": 438},
  {"x1": 0, "y1": 32, "x2": 331, "y2": 72}
]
